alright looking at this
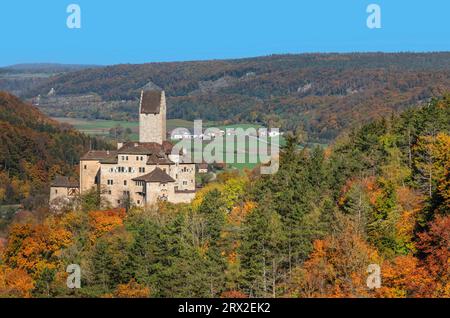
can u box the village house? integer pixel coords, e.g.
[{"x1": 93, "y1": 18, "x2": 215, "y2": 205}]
[{"x1": 50, "y1": 89, "x2": 196, "y2": 208}]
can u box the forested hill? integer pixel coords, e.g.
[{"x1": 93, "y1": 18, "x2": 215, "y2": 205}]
[
  {"x1": 0, "y1": 95, "x2": 448, "y2": 298},
  {"x1": 21, "y1": 52, "x2": 450, "y2": 142},
  {"x1": 0, "y1": 92, "x2": 110, "y2": 206}
]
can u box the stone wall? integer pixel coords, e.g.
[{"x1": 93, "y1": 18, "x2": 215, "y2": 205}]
[
  {"x1": 80, "y1": 160, "x2": 101, "y2": 193},
  {"x1": 139, "y1": 92, "x2": 166, "y2": 143},
  {"x1": 99, "y1": 155, "x2": 196, "y2": 207}
]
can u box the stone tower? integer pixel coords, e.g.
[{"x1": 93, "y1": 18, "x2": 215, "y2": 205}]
[{"x1": 139, "y1": 89, "x2": 166, "y2": 144}]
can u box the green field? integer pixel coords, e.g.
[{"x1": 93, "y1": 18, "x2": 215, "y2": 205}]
[
  {"x1": 53, "y1": 117, "x2": 280, "y2": 170},
  {"x1": 53, "y1": 117, "x2": 200, "y2": 142},
  {"x1": 53, "y1": 117, "x2": 264, "y2": 140}
]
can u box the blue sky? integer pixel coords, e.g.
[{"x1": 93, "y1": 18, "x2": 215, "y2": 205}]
[{"x1": 0, "y1": 0, "x2": 449, "y2": 66}]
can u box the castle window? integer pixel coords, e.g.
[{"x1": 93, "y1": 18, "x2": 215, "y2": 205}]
[
  {"x1": 55, "y1": 189, "x2": 58, "y2": 194},
  {"x1": 117, "y1": 200, "x2": 121, "y2": 204},
  {"x1": 84, "y1": 165, "x2": 87, "y2": 170},
  {"x1": 121, "y1": 156, "x2": 125, "y2": 161},
  {"x1": 128, "y1": 167, "x2": 132, "y2": 173},
  {"x1": 140, "y1": 156, "x2": 144, "y2": 161},
  {"x1": 183, "y1": 181, "x2": 188, "y2": 186},
  {"x1": 124, "y1": 180, "x2": 127, "y2": 186},
  {"x1": 107, "y1": 179, "x2": 114, "y2": 185},
  {"x1": 137, "y1": 200, "x2": 141, "y2": 204},
  {"x1": 108, "y1": 190, "x2": 112, "y2": 195},
  {"x1": 126, "y1": 156, "x2": 129, "y2": 161},
  {"x1": 136, "y1": 156, "x2": 139, "y2": 161}
]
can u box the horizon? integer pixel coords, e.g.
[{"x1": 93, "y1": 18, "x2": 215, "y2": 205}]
[
  {"x1": 3, "y1": 50, "x2": 450, "y2": 68},
  {"x1": 1, "y1": 0, "x2": 449, "y2": 67}
]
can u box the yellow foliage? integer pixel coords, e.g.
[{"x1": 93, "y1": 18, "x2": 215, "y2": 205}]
[
  {"x1": 227, "y1": 201, "x2": 256, "y2": 226},
  {"x1": 88, "y1": 208, "x2": 126, "y2": 242},
  {"x1": 0, "y1": 265, "x2": 35, "y2": 298},
  {"x1": 114, "y1": 279, "x2": 150, "y2": 298},
  {"x1": 286, "y1": 217, "x2": 381, "y2": 298},
  {"x1": 376, "y1": 255, "x2": 435, "y2": 298},
  {"x1": 3, "y1": 223, "x2": 72, "y2": 277}
]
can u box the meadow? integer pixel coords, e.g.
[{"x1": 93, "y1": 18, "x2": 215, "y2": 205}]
[{"x1": 52, "y1": 117, "x2": 279, "y2": 170}]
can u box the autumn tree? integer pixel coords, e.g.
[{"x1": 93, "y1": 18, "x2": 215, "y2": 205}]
[{"x1": 285, "y1": 214, "x2": 381, "y2": 298}]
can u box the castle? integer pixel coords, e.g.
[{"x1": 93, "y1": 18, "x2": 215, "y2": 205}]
[{"x1": 49, "y1": 89, "x2": 196, "y2": 208}]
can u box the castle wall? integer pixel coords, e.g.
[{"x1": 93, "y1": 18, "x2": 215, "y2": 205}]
[
  {"x1": 145, "y1": 182, "x2": 175, "y2": 205},
  {"x1": 170, "y1": 191, "x2": 196, "y2": 204},
  {"x1": 49, "y1": 186, "x2": 79, "y2": 210},
  {"x1": 99, "y1": 156, "x2": 148, "y2": 207},
  {"x1": 80, "y1": 160, "x2": 101, "y2": 193},
  {"x1": 161, "y1": 92, "x2": 166, "y2": 142},
  {"x1": 49, "y1": 186, "x2": 71, "y2": 202},
  {"x1": 139, "y1": 113, "x2": 163, "y2": 143},
  {"x1": 99, "y1": 158, "x2": 196, "y2": 207},
  {"x1": 139, "y1": 92, "x2": 166, "y2": 143},
  {"x1": 175, "y1": 163, "x2": 196, "y2": 191}
]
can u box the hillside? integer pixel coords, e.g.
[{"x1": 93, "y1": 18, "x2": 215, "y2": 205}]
[
  {"x1": 0, "y1": 92, "x2": 111, "y2": 206},
  {"x1": 16, "y1": 52, "x2": 450, "y2": 142},
  {"x1": 2, "y1": 63, "x2": 99, "y2": 72},
  {"x1": 0, "y1": 64, "x2": 100, "y2": 97},
  {"x1": 0, "y1": 95, "x2": 448, "y2": 298}
]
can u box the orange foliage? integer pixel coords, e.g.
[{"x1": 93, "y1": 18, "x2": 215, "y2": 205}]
[
  {"x1": 221, "y1": 290, "x2": 249, "y2": 298},
  {"x1": 114, "y1": 279, "x2": 150, "y2": 298},
  {"x1": 396, "y1": 186, "x2": 424, "y2": 247},
  {"x1": 88, "y1": 208, "x2": 126, "y2": 242},
  {"x1": 3, "y1": 223, "x2": 72, "y2": 276},
  {"x1": 227, "y1": 201, "x2": 256, "y2": 226},
  {"x1": 0, "y1": 266, "x2": 35, "y2": 298},
  {"x1": 338, "y1": 177, "x2": 377, "y2": 207},
  {"x1": 437, "y1": 159, "x2": 450, "y2": 209},
  {"x1": 416, "y1": 216, "x2": 450, "y2": 296},
  {"x1": 287, "y1": 218, "x2": 381, "y2": 298},
  {"x1": 376, "y1": 255, "x2": 434, "y2": 298}
]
